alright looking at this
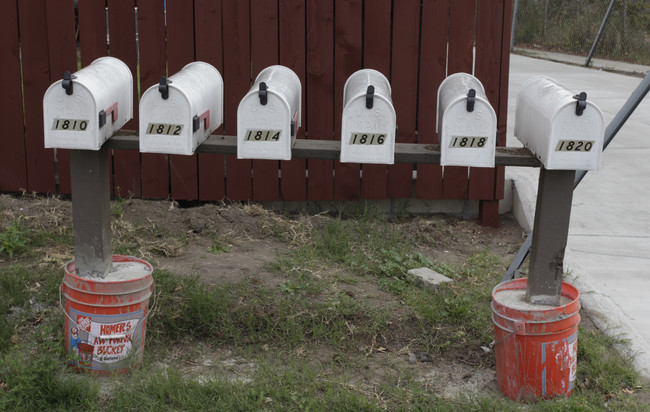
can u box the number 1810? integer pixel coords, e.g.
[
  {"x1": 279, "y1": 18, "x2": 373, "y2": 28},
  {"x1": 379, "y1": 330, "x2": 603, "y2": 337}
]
[{"x1": 52, "y1": 119, "x2": 88, "y2": 131}]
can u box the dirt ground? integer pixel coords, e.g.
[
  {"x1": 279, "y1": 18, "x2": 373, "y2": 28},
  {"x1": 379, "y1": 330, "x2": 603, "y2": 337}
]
[{"x1": 4, "y1": 193, "x2": 647, "y2": 404}]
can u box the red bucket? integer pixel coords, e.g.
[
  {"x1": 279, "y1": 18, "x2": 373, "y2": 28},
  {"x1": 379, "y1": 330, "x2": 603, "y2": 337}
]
[
  {"x1": 492, "y1": 278, "x2": 580, "y2": 401},
  {"x1": 61, "y1": 255, "x2": 154, "y2": 375}
]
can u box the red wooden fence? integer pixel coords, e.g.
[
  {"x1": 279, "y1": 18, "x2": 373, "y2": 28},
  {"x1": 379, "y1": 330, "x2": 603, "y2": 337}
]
[{"x1": 0, "y1": 0, "x2": 513, "y2": 224}]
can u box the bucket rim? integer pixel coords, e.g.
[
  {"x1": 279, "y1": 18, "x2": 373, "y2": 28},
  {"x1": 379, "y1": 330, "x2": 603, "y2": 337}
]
[
  {"x1": 64, "y1": 255, "x2": 153, "y2": 284},
  {"x1": 491, "y1": 312, "x2": 581, "y2": 338},
  {"x1": 492, "y1": 278, "x2": 580, "y2": 314}
]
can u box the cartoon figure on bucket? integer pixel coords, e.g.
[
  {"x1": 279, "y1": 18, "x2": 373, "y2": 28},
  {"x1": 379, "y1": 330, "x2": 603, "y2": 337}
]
[{"x1": 70, "y1": 327, "x2": 81, "y2": 355}]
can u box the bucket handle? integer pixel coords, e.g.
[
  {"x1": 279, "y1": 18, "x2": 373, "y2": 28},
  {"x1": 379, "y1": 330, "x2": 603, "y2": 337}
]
[
  {"x1": 489, "y1": 317, "x2": 522, "y2": 349},
  {"x1": 59, "y1": 283, "x2": 157, "y2": 337}
]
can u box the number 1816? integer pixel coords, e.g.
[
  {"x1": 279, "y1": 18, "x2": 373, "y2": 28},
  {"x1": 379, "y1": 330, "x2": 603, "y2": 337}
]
[{"x1": 349, "y1": 133, "x2": 385, "y2": 145}]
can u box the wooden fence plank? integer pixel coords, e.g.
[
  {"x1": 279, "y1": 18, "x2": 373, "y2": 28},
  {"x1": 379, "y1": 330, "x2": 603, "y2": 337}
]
[
  {"x1": 195, "y1": 0, "x2": 225, "y2": 201},
  {"x1": 223, "y1": 0, "x2": 252, "y2": 200},
  {"x1": 361, "y1": 0, "x2": 391, "y2": 199},
  {"x1": 107, "y1": 0, "x2": 141, "y2": 198},
  {"x1": 306, "y1": 0, "x2": 335, "y2": 200},
  {"x1": 0, "y1": 0, "x2": 27, "y2": 192},
  {"x1": 45, "y1": 0, "x2": 77, "y2": 196},
  {"x1": 279, "y1": 0, "x2": 308, "y2": 201},
  {"x1": 138, "y1": 0, "x2": 169, "y2": 199},
  {"x1": 19, "y1": 0, "x2": 56, "y2": 193},
  {"x1": 167, "y1": 0, "x2": 198, "y2": 200},
  {"x1": 251, "y1": 0, "x2": 281, "y2": 201},
  {"x1": 415, "y1": 0, "x2": 448, "y2": 199},
  {"x1": 389, "y1": 0, "x2": 420, "y2": 199},
  {"x1": 444, "y1": 0, "x2": 475, "y2": 200},
  {"x1": 470, "y1": 0, "x2": 504, "y2": 201},
  {"x1": 78, "y1": 0, "x2": 108, "y2": 67},
  {"x1": 333, "y1": 0, "x2": 362, "y2": 201}
]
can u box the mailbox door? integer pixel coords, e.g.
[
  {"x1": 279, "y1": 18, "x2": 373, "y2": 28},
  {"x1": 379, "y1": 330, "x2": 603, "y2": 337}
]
[
  {"x1": 340, "y1": 95, "x2": 396, "y2": 164},
  {"x1": 440, "y1": 97, "x2": 496, "y2": 168},
  {"x1": 44, "y1": 83, "x2": 99, "y2": 150},
  {"x1": 139, "y1": 87, "x2": 193, "y2": 155},
  {"x1": 547, "y1": 104, "x2": 604, "y2": 170},
  {"x1": 237, "y1": 91, "x2": 293, "y2": 160}
]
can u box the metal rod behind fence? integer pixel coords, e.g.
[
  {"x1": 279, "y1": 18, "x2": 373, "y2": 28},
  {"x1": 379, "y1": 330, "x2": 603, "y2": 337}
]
[
  {"x1": 585, "y1": 0, "x2": 616, "y2": 67},
  {"x1": 511, "y1": 0, "x2": 520, "y2": 52}
]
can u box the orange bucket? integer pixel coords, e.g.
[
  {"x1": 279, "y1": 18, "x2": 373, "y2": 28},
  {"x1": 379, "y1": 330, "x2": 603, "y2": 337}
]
[
  {"x1": 61, "y1": 255, "x2": 154, "y2": 375},
  {"x1": 492, "y1": 278, "x2": 580, "y2": 401}
]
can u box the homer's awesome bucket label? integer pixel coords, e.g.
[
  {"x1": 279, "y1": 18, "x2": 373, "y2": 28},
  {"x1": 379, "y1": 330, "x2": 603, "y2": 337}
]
[
  {"x1": 68, "y1": 309, "x2": 144, "y2": 370},
  {"x1": 62, "y1": 255, "x2": 154, "y2": 374}
]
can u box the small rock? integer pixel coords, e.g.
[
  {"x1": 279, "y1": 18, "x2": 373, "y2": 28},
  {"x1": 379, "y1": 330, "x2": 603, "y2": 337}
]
[
  {"x1": 418, "y1": 352, "x2": 432, "y2": 363},
  {"x1": 407, "y1": 267, "x2": 453, "y2": 290}
]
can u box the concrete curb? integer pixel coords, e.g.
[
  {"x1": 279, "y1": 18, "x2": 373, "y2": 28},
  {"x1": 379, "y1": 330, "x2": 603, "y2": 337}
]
[{"x1": 565, "y1": 256, "x2": 650, "y2": 380}]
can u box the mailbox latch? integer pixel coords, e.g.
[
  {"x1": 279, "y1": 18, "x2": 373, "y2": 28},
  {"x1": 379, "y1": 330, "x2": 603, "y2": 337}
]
[
  {"x1": 159, "y1": 76, "x2": 171, "y2": 100},
  {"x1": 466, "y1": 89, "x2": 476, "y2": 112},
  {"x1": 259, "y1": 82, "x2": 268, "y2": 105},
  {"x1": 98, "y1": 110, "x2": 106, "y2": 128},
  {"x1": 366, "y1": 85, "x2": 375, "y2": 109},
  {"x1": 574, "y1": 92, "x2": 587, "y2": 116},
  {"x1": 62, "y1": 71, "x2": 76, "y2": 96}
]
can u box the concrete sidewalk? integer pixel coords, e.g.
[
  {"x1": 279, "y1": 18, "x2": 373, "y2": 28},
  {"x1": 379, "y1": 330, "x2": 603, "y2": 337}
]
[{"x1": 506, "y1": 53, "x2": 650, "y2": 379}]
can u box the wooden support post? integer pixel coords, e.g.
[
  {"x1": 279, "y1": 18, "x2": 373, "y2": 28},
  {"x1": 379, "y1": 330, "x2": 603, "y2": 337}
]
[
  {"x1": 526, "y1": 168, "x2": 575, "y2": 305},
  {"x1": 479, "y1": 199, "x2": 499, "y2": 228},
  {"x1": 70, "y1": 148, "x2": 113, "y2": 277}
]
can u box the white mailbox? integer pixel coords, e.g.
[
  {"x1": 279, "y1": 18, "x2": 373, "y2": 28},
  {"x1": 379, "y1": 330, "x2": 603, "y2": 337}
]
[
  {"x1": 437, "y1": 73, "x2": 497, "y2": 167},
  {"x1": 340, "y1": 69, "x2": 396, "y2": 164},
  {"x1": 515, "y1": 76, "x2": 604, "y2": 170},
  {"x1": 139, "y1": 62, "x2": 224, "y2": 155},
  {"x1": 43, "y1": 57, "x2": 133, "y2": 150},
  {"x1": 237, "y1": 65, "x2": 301, "y2": 160}
]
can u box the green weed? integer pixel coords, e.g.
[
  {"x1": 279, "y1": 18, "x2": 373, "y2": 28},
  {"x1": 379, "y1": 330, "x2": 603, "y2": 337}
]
[
  {"x1": 207, "y1": 237, "x2": 231, "y2": 254},
  {"x1": 0, "y1": 221, "x2": 28, "y2": 258}
]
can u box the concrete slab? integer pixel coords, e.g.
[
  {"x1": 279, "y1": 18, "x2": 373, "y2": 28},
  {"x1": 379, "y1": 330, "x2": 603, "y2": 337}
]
[
  {"x1": 506, "y1": 53, "x2": 650, "y2": 378},
  {"x1": 407, "y1": 267, "x2": 453, "y2": 290}
]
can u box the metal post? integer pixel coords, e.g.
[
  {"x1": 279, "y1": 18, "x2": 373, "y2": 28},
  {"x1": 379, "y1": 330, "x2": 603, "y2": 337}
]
[
  {"x1": 502, "y1": 69, "x2": 650, "y2": 283},
  {"x1": 585, "y1": 0, "x2": 616, "y2": 67},
  {"x1": 526, "y1": 169, "x2": 575, "y2": 305},
  {"x1": 511, "y1": 0, "x2": 520, "y2": 51},
  {"x1": 543, "y1": 0, "x2": 550, "y2": 42},
  {"x1": 70, "y1": 148, "x2": 113, "y2": 277}
]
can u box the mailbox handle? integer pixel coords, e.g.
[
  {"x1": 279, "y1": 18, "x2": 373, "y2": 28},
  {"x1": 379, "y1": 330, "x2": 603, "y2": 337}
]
[
  {"x1": 574, "y1": 92, "x2": 587, "y2": 116},
  {"x1": 366, "y1": 85, "x2": 375, "y2": 109},
  {"x1": 62, "y1": 71, "x2": 75, "y2": 96},
  {"x1": 259, "y1": 82, "x2": 268, "y2": 105},
  {"x1": 466, "y1": 89, "x2": 476, "y2": 112},
  {"x1": 159, "y1": 76, "x2": 170, "y2": 100}
]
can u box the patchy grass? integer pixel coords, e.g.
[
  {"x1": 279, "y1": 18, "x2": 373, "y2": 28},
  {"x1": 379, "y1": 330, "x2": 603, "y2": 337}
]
[{"x1": 0, "y1": 194, "x2": 646, "y2": 411}]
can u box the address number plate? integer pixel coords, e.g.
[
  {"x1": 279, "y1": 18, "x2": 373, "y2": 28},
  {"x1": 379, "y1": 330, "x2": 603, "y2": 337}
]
[
  {"x1": 52, "y1": 119, "x2": 89, "y2": 131},
  {"x1": 245, "y1": 129, "x2": 281, "y2": 141},
  {"x1": 146, "y1": 123, "x2": 184, "y2": 136},
  {"x1": 555, "y1": 140, "x2": 594, "y2": 152},
  {"x1": 349, "y1": 133, "x2": 386, "y2": 145},
  {"x1": 449, "y1": 136, "x2": 488, "y2": 148}
]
